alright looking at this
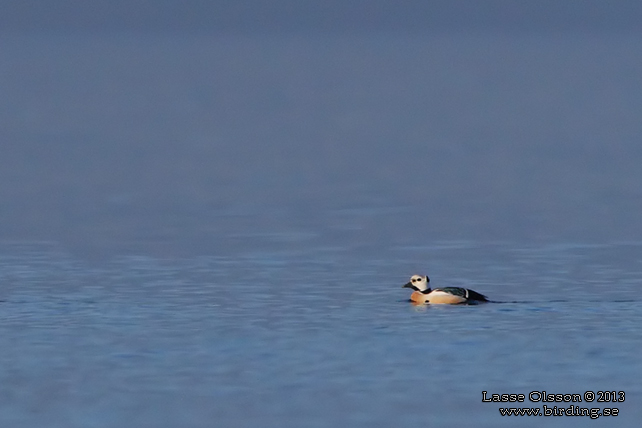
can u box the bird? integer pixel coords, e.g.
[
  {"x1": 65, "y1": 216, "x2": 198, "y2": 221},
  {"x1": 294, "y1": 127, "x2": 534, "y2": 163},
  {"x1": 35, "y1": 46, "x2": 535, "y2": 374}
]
[{"x1": 402, "y1": 274, "x2": 488, "y2": 304}]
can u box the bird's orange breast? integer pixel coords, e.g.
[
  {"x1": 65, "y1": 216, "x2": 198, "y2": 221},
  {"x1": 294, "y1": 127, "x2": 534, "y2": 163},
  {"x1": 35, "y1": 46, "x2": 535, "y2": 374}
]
[{"x1": 410, "y1": 291, "x2": 427, "y2": 304}]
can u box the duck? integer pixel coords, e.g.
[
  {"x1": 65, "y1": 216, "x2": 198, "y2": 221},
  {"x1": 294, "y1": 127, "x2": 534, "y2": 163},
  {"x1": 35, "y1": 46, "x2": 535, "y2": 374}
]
[{"x1": 402, "y1": 275, "x2": 488, "y2": 304}]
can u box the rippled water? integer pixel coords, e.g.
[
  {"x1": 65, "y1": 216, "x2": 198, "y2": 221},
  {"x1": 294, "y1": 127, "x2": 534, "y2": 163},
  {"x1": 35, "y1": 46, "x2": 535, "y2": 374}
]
[
  {"x1": 2, "y1": 28, "x2": 642, "y2": 427},
  {"x1": 1, "y1": 241, "x2": 640, "y2": 427}
]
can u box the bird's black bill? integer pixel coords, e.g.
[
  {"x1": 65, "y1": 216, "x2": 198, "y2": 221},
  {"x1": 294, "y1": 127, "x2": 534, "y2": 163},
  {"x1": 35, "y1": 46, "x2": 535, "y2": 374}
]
[{"x1": 402, "y1": 282, "x2": 419, "y2": 291}]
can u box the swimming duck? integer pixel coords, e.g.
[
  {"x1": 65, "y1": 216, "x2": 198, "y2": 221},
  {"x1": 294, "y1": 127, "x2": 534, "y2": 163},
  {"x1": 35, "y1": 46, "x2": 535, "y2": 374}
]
[{"x1": 402, "y1": 275, "x2": 488, "y2": 304}]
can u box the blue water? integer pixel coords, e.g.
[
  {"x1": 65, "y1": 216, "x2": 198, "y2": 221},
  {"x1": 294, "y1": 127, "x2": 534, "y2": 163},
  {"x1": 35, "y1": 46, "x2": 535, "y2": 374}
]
[
  {"x1": 1, "y1": 29, "x2": 642, "y2": 427},
  {"x1": 1, "y1": 242, "x2": 641, "y2": 427},
  {"x1": 2, "y1": 33, "x2": 642, "y2": 252}
]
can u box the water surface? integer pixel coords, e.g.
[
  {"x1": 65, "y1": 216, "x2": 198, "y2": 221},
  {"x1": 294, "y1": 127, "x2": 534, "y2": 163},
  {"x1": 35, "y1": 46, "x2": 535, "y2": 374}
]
[
  {"x1": 1, "y1": 242, "x2": 640, "y2": 427},
  {"x1": 2, "y1": 27, "x2": 642, "y2": 428}
]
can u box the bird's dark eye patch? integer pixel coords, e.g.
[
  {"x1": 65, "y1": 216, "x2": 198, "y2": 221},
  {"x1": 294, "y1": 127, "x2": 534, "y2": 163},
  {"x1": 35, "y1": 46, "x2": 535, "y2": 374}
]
[{"x1": 412, "y1": 278, "x2": 418, "y2": 282}]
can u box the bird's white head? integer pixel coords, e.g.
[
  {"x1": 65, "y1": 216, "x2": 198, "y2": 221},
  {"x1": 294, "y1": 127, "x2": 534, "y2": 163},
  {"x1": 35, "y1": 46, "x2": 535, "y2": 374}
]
[{"x1": 402, "y1": 275, "x2": 430, "y2": 292}]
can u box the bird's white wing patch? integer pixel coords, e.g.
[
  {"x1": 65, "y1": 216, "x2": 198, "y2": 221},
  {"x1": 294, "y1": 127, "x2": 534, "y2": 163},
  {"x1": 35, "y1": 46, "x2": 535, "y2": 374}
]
[
  {"x1": 429, "y1": 290, "x2": 453, "y2": 297},
  {"x1": 426, "y1": 290, "x2": 467, "y2": 304}
]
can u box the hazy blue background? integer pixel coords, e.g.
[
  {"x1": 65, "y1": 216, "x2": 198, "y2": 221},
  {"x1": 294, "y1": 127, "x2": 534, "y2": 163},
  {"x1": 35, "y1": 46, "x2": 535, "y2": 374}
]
[
  {"x1": 1, "y1": 2, "x2": 642, "y2": 427},
  {"x1": 2, "y1": 0, "x2": 642, "y2": 33},
  {"x1": 1, "y1": 0, "x2": 642, "y2": 258}
]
